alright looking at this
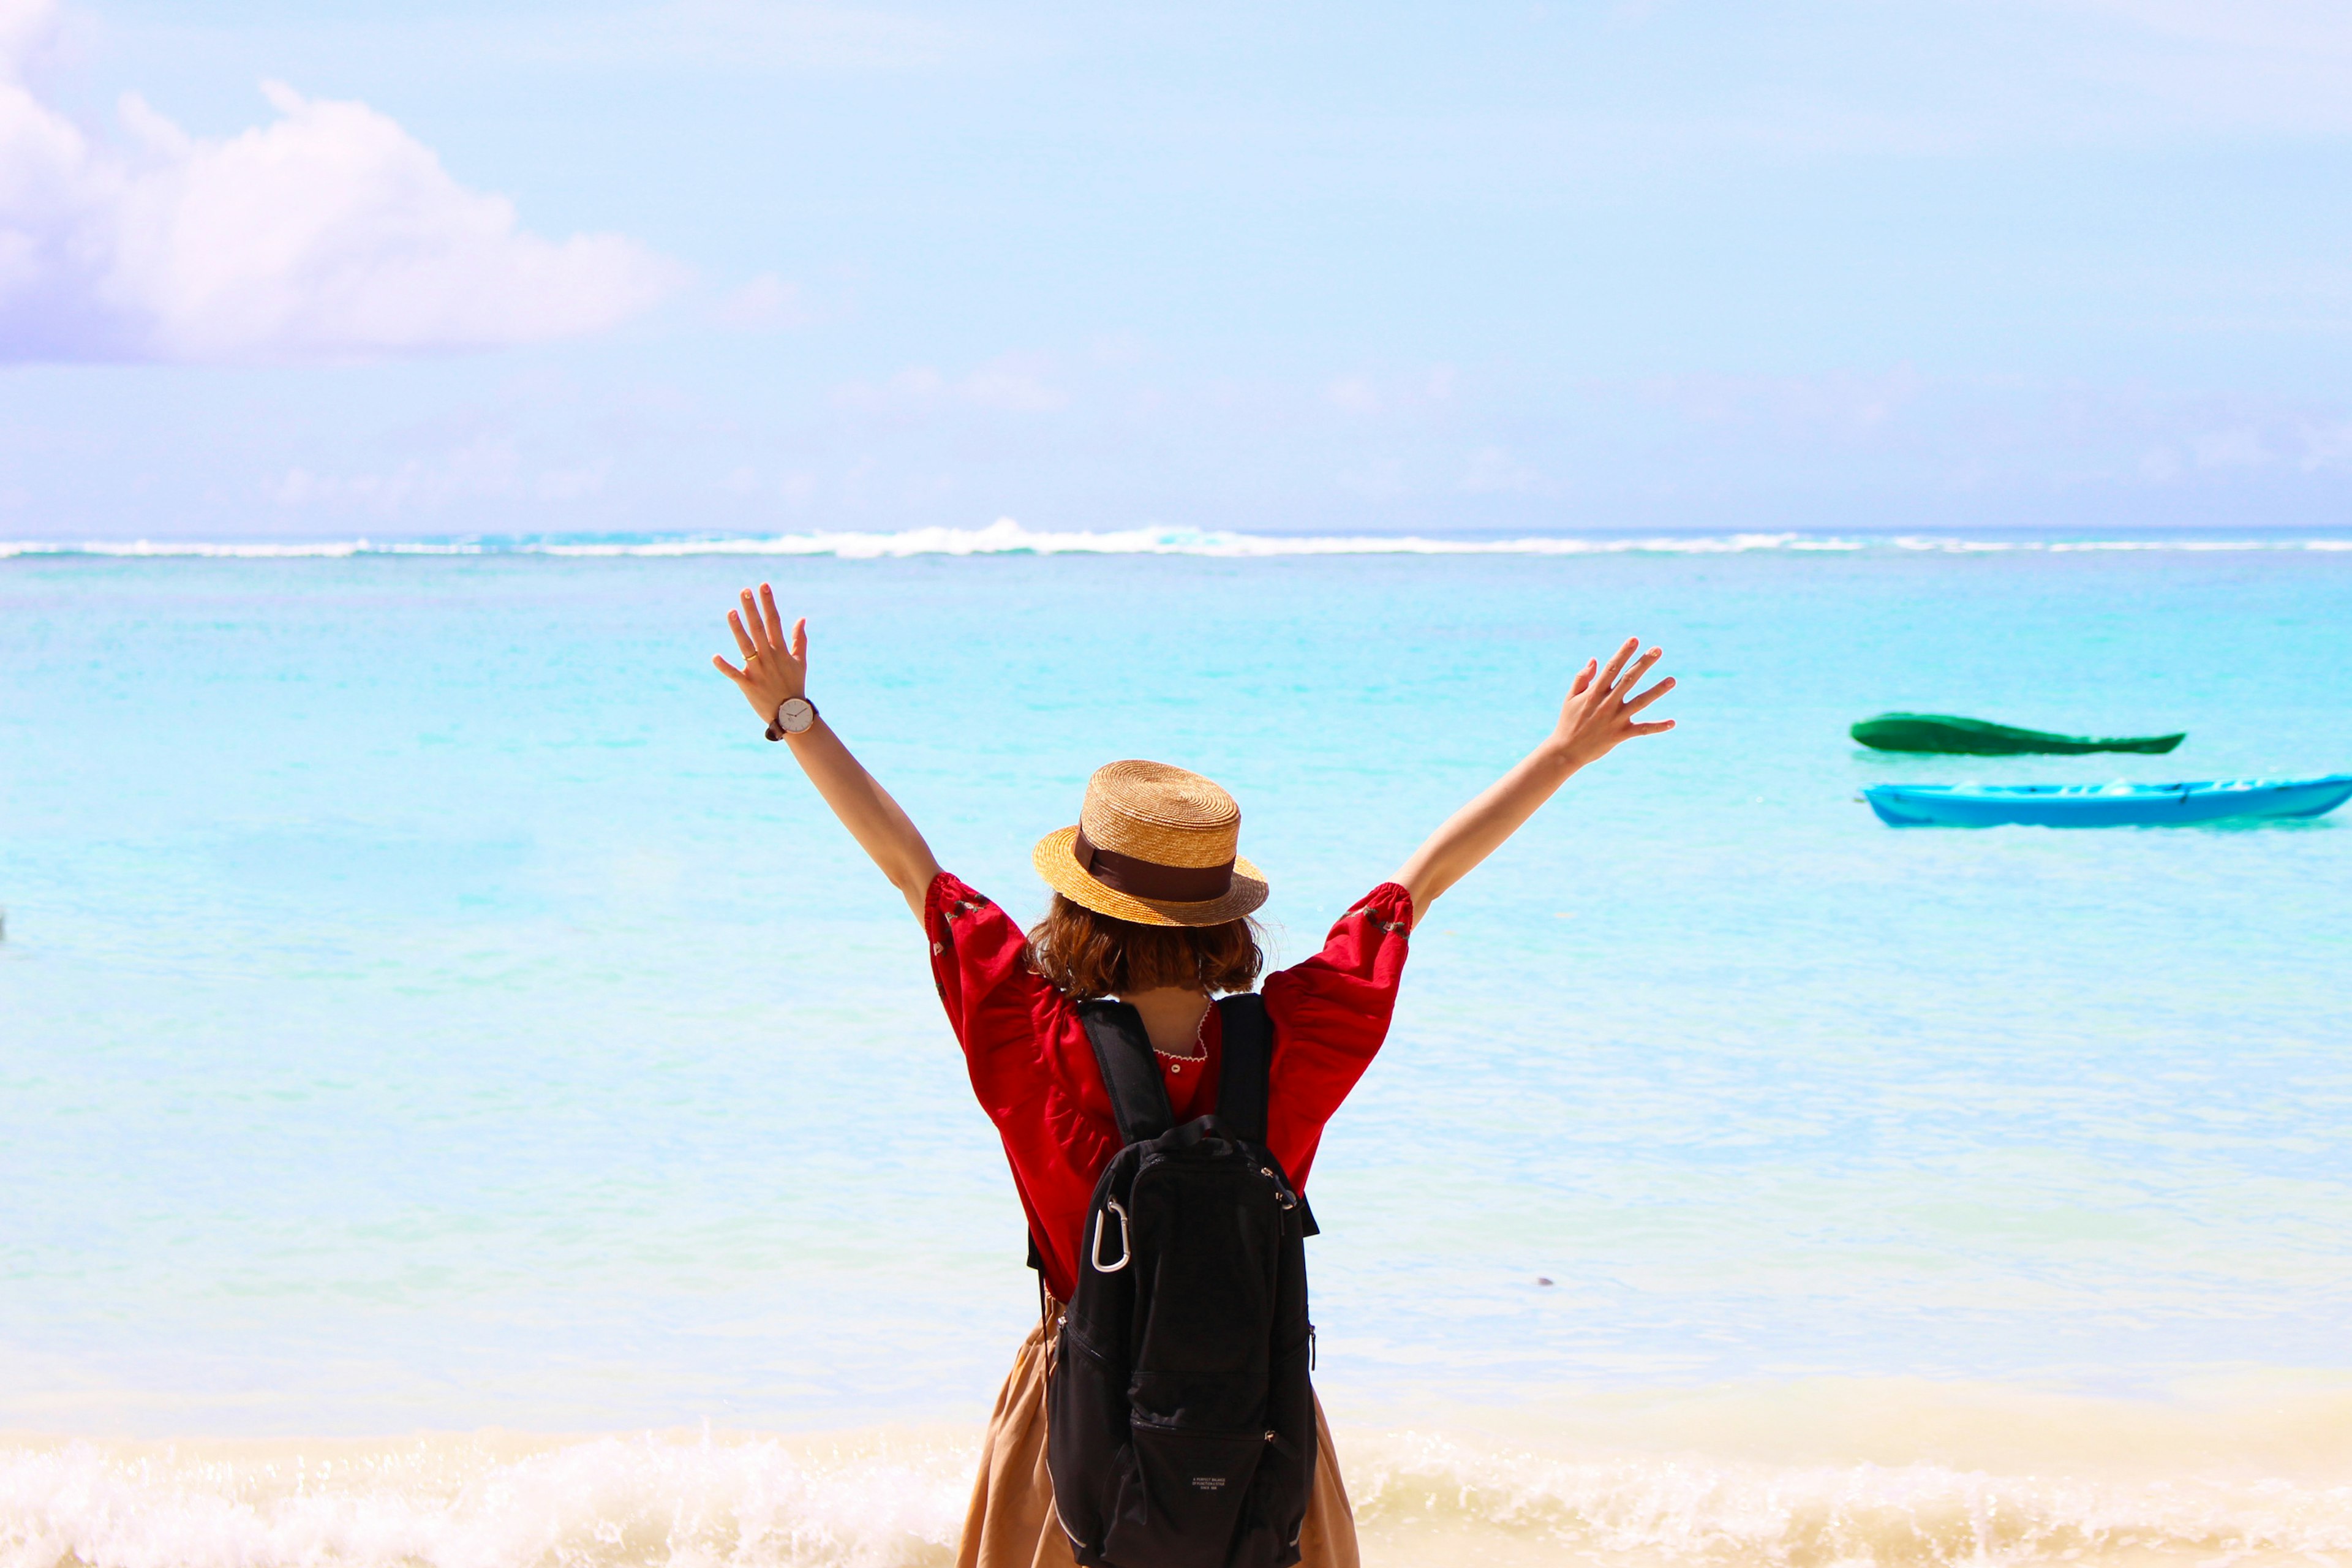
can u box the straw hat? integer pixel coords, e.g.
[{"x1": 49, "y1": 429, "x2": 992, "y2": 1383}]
[{"x1": 1033, "y1": 760, "x2": 1268, "y2": 927}]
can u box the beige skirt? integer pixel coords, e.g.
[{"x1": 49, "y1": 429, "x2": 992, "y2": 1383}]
[{"x1": 955, "y1": 1304, "x2": 1360, "y2": 1568}]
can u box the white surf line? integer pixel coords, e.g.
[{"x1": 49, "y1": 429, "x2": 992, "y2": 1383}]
[{"x1": 6, "y1": 521, "x2": 2351, "y2": 559}]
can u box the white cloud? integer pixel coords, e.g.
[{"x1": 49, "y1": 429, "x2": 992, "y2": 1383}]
[
  {"x1": 2060, "y1": 0, "x2": 2352, "y2": 57},
  {"x1": 1088, "y1": 330, "x2": 1146, "y2": 366},
  {"x1": 0, "y1": 0, "x2": 679, "y2": 363},
  {"x1": 519, "y1": 0, "x2": 974, "y2": 72},
  {"x1": 0, "y1": 0, "x2": 51, "y2": 69},
  {"x1": 534, "y1": 460, "x2": 611, "y2": 500},
  {"x1": 2125, "y1": 405, "x2": 2352, "y2": 486},
  {"x1": 2297, "y1": 419, "x2": 2352, "y2": 473},
  {"x1": 1460, "y1": 444, "x2": 1545, "y2": 496},
  {"x1": 2021, "y1": 0, "x2": 2352, "y2": 137},
  {"x1": 641, "y1": 0, "x2": 968, "y2": 70},
  {"x1": 832, "y1": 355, "x2": 1068, "y2": 413},
  {"x1": 1322, "y1": 367, "x2": 1458, "y2": 416},
  {"x1": 1334, "y1": 455, "x2": 1404, "y2": 500},
  {"x1": 962, "y1": 358, "x2": 1066, "y2": 412},
  {"x1": 2139, "y1": 417, "x2": 2352, "y2": 479},
  {"x1": 716, "y1": 463, "x2": 834, "y2": 505},
  {"x1": 1635, "y1": 366, "x2": 1924, "y2": 437},
  {"x1": 266, "y1": 436, "x2": 614, "y2": 515},
  {"x1": 268, "y1": 437, "x2": 518, "y2": 513},
  {"x1": 2188, "y1": 426, "x2": 2269, "y2": 470},
  {"x1": 714, "y1": 272, "x2": 813, "y2": 331}
]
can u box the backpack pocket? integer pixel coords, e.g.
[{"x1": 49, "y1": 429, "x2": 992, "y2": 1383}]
[
  {"x1": 1049, "y1": 1321, "x2": 1134, "y2": 1558},
  {"x1": 1248, "y1": 1316, "x2": 1317, "y2": 1565},
  {"x1": 1106, "y1": 1419, "x2": 1270, "y2": 1568}
]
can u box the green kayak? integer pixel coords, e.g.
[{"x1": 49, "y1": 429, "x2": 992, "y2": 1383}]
[{"x1": 1851, "y1": 713, "x2": 2186, "y2": 756}]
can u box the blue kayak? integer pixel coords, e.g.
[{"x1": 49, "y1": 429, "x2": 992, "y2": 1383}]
[{"x1": 1864, "y1": 775, "x2": 2352, "y2": 828}]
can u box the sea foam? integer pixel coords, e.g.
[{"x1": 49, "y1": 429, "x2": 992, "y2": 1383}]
[
  {"x1": 10, "y1": 1402, "x2": 2352, "y2": 1568},
  {"x1": 0, "y1": 1429, "x2": 974, "y2": 1568},
  {"x1": 4, "y1": 518, "x2": 2351, "y2": 559}
]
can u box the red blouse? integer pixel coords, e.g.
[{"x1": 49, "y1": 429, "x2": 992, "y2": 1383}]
[{"x1": 925, "y1": 872, "x2": 1414, "y2": 1303}]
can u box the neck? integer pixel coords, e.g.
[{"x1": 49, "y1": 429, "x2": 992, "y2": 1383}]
[{"x1": 1120, "y1": 986, "x2": 1212, "y2": 1057}]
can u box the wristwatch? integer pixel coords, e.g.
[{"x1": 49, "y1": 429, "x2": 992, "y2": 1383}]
[{"x1": 766, "y1": 696, "x2": 818, "y2": 741}]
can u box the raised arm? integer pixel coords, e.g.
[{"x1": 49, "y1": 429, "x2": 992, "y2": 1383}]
[
  {"x1": 1395, "y1": 637, "x2": 1674, "y2": 924},
  {"x1": 712, "y1": 582, "x2": 942, "y2": 918}
]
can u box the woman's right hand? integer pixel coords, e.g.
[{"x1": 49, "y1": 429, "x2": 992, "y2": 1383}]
[
  {"x1": 712, "y1": 582, "x2": 941, "y2": 914},
  {"x1": 712, "y1": 582, "x2": 808, "y2": 723}
]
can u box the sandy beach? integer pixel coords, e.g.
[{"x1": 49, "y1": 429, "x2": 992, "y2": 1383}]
[{"x1": 14, "y1": 1375, "x2": 2352, "y2": 1567}]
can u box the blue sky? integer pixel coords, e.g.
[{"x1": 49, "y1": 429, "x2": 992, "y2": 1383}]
[{"x1": 4, "y1": 0, "x2": 2351, "y2": 540}]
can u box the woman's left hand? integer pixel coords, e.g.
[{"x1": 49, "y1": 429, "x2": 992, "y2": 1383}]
[
  {"x1": 1395, "y1": 637, "x2": 1675, "y2": 919},
  {"x1": 1548, "y1": 638, "x2": 1675, "y2": 770}
]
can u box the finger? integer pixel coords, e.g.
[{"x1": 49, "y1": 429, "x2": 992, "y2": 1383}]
[
  {"x1": 760, "y1": 582, "x2": 787, "y2": 649},
  {"x1": 1627, "y1": 719, "x2": 1676, "y2": 736},
  {"x1": 712, "y1": 653, "x2": 748, "y2": 684},
  {"x1": 1594, "y1": 637, "x2": 1638, "y2": 695},
  {"x1": 790, "y1": 616, "x2": 808, "y2": 663},
  {"x1": 727, "y1": 609, "x2": 758, "y2": 658},
  {"x1": 1611, "y1": 648, "x2": 1663, "y2": 701},
  {"x1": 738, "y1": 589, "x2": 771, "y2": 653},
  {"x1": 1569, "y1": 658, "x2": 1597, "y2": 698},
  {"x1": 1622, "y1": 674, "x2": 1675, "y2": 716}
]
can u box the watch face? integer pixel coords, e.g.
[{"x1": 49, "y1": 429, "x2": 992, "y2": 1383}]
[{"x1": 777, "y1": 697, "x2": 815, "y2": 733}]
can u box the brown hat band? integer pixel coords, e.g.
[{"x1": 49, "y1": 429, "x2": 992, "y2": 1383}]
[{"x1": 1073, "y1": 826, "x2": 1235, "y2": 903}]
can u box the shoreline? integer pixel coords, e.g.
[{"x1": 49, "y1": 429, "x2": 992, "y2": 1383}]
[
  {"x1": 11, "y1": 1377, "x2": 2352, "y2": 1567},
  {"x1": 14, "y1": 1366, "x2": 2352, "y2": 1469}
]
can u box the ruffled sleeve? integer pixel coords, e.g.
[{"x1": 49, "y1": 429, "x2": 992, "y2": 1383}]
[
  {"x1": 924, "y1": 872, "x2": 1050, "y2": 1066},
  {"x1": 923, "y1": 872, "x2": 1117, "y2": 1300},
  {"x1": 1259, "y1": 881, "x2": 1414, "y2": 1188}
]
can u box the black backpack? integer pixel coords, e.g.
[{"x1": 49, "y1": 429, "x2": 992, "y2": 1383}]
[{"x1": 1045, "y1": 993, "x2": 1319, "y2": 1568}]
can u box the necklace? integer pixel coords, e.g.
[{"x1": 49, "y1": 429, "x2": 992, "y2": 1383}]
[{"x1": 1155, "y1": 1006, "x2": 1210, "y2": 1073}]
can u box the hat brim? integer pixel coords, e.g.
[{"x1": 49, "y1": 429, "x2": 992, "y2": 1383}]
[{"x1": 1031, "y1": 825, "x2": 1268, "y2": 928}]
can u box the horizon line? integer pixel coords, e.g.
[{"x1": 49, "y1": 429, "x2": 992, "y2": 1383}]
[{"x1": 9, "y1": 518, "x2": 2352, "y2": 561}]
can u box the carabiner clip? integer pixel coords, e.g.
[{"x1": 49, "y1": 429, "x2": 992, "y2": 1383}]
[{"x1": 1091, "y1": 1198, "x2": 1132, "y2": 1273}]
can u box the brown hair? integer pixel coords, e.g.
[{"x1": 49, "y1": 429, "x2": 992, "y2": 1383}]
[{"x1": 1026, "y1": 893, "x2": 1264, "y2": 1001}]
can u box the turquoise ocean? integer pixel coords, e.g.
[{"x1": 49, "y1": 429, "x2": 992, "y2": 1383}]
[{"x1": 5, "y1": 526, "x2": 2351, "y2": 1566}]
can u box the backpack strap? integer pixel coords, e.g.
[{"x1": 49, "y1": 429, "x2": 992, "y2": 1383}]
[
  {"x1": 1215, "y1": 992, "x2": 1317, "y2": 1237},
  {"x1": 1076, "y1": 1000, "x2": 1175, "y2": 1145},
  {"x1": 1213, "y1": 992, "x2": 1272, "y2": 1145}
]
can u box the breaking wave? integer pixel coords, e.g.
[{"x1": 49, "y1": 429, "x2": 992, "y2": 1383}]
[
  {"x1": 6, "y1": 518, "x2": 2352, "y2": 560},
  {"x1": 10, "y1": 1398, "x2": 2352, "y2": 1568},
  {"x1": 1344, "y1": 1429, "x2": 2352, "y2": 1568}
]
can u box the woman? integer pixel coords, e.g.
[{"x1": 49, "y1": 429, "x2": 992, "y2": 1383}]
[{"x1": 713, "y1": 582, "x2": 1674, "y2": 1568}]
